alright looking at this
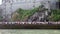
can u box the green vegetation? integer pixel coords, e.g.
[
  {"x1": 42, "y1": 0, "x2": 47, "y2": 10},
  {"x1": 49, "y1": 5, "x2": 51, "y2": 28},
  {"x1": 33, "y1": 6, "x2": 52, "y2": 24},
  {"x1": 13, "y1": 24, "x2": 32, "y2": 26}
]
[
  {"x1": 12, "y1": 4, "x2": 60, "y2": 22},
  {"x1": 48, "y1": 9, "x2": 60, "y2": 21},
  {"x1": 12, "y1": 7, "x2": 40, "y2": 21}
]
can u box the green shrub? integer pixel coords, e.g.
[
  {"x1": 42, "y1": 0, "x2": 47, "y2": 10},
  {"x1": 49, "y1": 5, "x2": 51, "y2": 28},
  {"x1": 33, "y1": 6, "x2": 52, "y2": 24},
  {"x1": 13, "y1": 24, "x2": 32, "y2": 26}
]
[
  {"x1": 49, "y1": 9, "x2": 60, "y2": 21},
  {"x1": 16, "y1": 7, "x2": 40, "y2": 21}
]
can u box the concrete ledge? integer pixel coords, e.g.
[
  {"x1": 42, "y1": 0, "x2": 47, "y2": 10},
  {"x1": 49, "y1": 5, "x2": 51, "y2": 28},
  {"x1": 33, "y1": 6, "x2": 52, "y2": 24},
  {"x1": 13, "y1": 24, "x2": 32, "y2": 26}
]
[
  {"x1": 0, "y1": 22, "x2": 60, "y2": 24},
  {"x1": 0, "y1": 24, "x2": 60, "y2": 29}
]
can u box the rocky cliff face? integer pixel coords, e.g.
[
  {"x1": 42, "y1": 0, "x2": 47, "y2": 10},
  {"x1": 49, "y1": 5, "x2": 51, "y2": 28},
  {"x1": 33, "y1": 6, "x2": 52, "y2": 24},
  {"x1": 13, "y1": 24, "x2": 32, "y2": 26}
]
[{"x1": 27, "y1": 6, "x2": 49, "y2": 22}]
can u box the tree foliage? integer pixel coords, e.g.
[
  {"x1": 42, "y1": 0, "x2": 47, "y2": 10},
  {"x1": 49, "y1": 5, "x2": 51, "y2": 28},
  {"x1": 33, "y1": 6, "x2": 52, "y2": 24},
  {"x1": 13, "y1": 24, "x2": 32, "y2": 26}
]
[
  {"x1": 48, "y1": 9, "x2": 60, "y2": 21},
  {"x1": 12, "y1": 6, "x2": 40, "y2": 21}
]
